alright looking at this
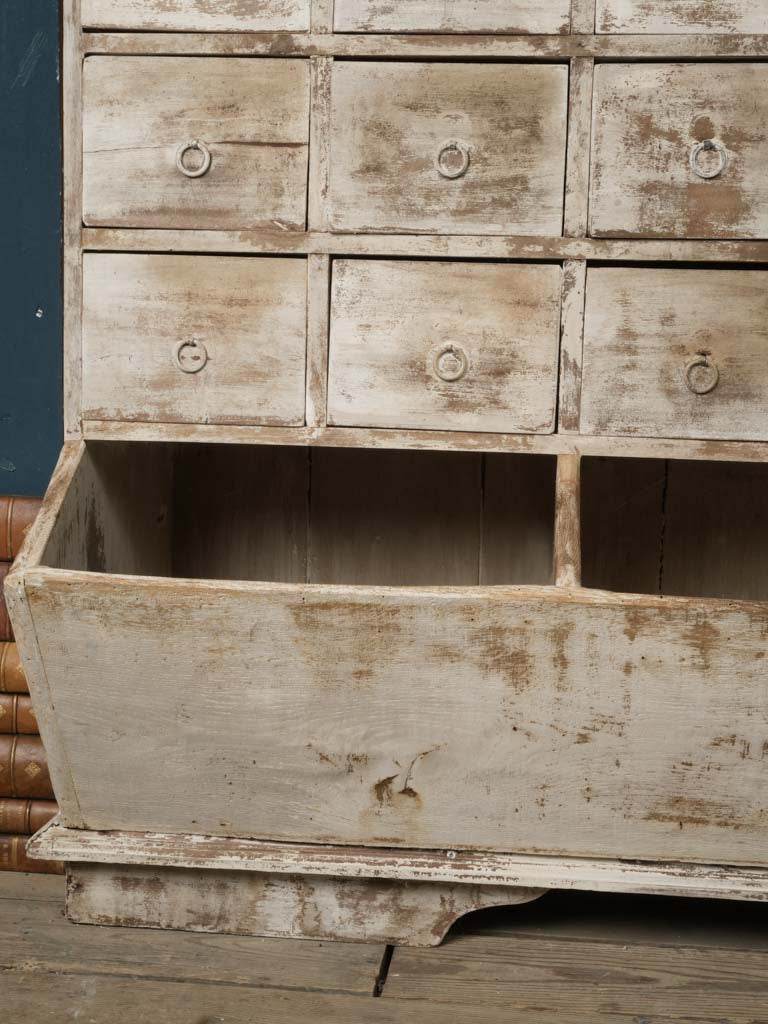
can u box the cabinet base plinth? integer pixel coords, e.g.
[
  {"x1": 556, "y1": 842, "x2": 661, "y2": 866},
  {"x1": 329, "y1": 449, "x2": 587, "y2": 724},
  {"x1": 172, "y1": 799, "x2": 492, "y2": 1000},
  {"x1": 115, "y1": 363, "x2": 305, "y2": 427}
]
[{"x1": 65, "y1": 863, "x2": 546, "y2": 947}]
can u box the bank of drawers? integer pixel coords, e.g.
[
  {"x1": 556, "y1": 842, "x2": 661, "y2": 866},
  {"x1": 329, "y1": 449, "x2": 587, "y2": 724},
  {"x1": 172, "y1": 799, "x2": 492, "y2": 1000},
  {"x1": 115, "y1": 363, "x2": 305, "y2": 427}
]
[
  {"x1": 81, "y1": 0, "x2": 768, "y2": 33},
  {"x1": 79, "y1": 15, "x2": 768, "y2": 444}
]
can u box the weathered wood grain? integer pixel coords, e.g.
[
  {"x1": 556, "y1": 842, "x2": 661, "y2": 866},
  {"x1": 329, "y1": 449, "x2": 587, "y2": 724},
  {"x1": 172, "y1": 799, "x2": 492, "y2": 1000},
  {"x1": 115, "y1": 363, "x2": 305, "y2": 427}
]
[
  {"x1": 326, "y1": 63, "x2": 568, "y2": 235},
  {"x1": 82, "y1": 254, "x2": 307, "y2": 426},
  {"x1": 328, "y1": 260, "x2": 562, "y2": 433},
  {"x1": 83, "y1": 57, "x2": 310, "y2": 230},
  {"x1": 386, "y1": 929, "x2": 768, "y2": 1021},
  {"x1": 67, "y1": 863, "x2": 544, "y2": 946},
  {"x1": 554, "y1": 455, "x2": 581, "y2": 587},
  {"x1": 591, "y1": 64, "x2": 768, "y2": 239},
  {"x1": 581, "y1": 267, "x2": 768, "y2": 440},
  {"x1": 333, "y1": 0, "x2": 571, "y2": 33},
  {"x1": 597, "y1": 0, "x2": 768, "y2": 34},
  {"x1": 305, "y1": 254, "x2": 330, "y2": 428},
  {"x1": 82, "y1": 0, "x2": 311, "y2": 30},
  {"x1": 563, "y1": 59, "x2": 594, "y2": 236},
  {"x1": 20, "y1": 560, "x2": 768, "y2": 865},
  {"x1": 63, "y1": 0, "x2": 83, "y2": 439},
  {"x1": 558, "y1": 261, "x2": 587, "y2": 433}
]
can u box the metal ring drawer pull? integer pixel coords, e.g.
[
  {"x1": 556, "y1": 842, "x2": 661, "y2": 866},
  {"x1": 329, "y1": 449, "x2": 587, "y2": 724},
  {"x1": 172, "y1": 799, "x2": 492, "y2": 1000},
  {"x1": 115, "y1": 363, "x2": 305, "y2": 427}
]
[
  {"x1": 689, "y1": 140, "x2": 727, "y2": 180},
  {"x1": 432, "y1": 344, "x2": 469, "y2": 382},
  {"x1": 684, "y1": 353, "x2": 719, "y2": 395},
  {"x1": 435, "y1": 140, "x2": 471, "y2": 180},
  {"x1": 176, "y1": 140, "x2": 212, "y2": 179},
  {"x1": 174, "y1": 339, "x2": 208, "y2": 374}
]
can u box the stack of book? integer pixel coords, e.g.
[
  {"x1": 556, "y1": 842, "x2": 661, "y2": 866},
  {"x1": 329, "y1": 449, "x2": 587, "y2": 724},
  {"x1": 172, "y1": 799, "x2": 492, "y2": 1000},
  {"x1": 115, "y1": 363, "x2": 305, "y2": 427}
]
[{"x1": 0, "y1": 497, "x2": 61, "y2": 874}]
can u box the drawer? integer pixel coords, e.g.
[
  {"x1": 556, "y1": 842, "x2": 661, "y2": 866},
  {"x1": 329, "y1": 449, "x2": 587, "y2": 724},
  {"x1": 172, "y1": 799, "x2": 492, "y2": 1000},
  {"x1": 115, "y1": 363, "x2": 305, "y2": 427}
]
[
  {"x1": 82, "y1": 254, "x2": 307, "y2": 426},
  {"x1": 597, "y1": 0, "x2": 768, "y2": 33},
  {"x1": 15, "y1": 440, "x2": 768, "y2": 865},
  {"x1": 580, "y1": 267, "x2": 768, "y2": 441},
  {"x1": 83, "y1": 57, "x2": 310, "y2": 230},
  {"x1": 82, "y1": 0, "x2": 311, "y2": 30},
  {"x1": 334, "y1": 0, "x2": 571, "y2": 33},
  {"x1": 590, "y1": 64, "x2": 768, "y2": 239},
  {"x1": 326, "y1": 63, "x2": 568, "y2": 236},
  {"x1": 328, "y1": 260, "x2": 562, "y2": 433}
]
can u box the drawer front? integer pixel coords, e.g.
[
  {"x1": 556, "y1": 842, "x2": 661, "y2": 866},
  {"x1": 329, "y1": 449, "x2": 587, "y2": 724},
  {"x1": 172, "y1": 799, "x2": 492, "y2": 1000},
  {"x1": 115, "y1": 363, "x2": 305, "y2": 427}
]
[
  {"x1": 590, "y1": 64, "x2": 768, "y2": 239},
  {"x1": 328, "y1": 260, "x2": 562, "y2": 433},
  {"x1": 327, "y1": 63, "x2": 568, "y2": 236},
  {"x1": 334, "y1": 0, "x2": 571, "y2": 33},
  {"x1": 82, "y1": 254, "x2": 307, "y2": 426},
  {"x1": 82, "y1": 0, "x2": 310, "y2": 30},
  {"x1": 581, "y1": 267, "x2": 768, "y2": 441},
  {"x1": 83, "y1": 57, "x2": 310, "y2": 230},
  {"x1": 597, "y1": 0, "x2": 768, "y2": 33}
]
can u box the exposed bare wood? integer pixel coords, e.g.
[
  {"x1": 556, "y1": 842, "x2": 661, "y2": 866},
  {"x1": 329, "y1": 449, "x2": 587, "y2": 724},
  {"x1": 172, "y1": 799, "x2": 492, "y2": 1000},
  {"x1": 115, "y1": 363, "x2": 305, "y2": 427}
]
[
  {"x1": 333, "y1": 0, "x2": 570, "y2": 33},
  {"x1": 558, "y1": 261, "x2": 587, "y2": 433},
  {"x1": 81, "y1": 227, "x2": 768, "y2": 264},
  {"x1": 82, "y1": 253, "x2": 308, "y2": 426},
  {"x1": 310, "y1": 0, "x2": 334, "y2": 32},
  {"x1": 307, "y1": 57, "x2": 332, "y2": 231},
  {"x1": 563, "y1": 58, "x2": 594, "y2": 237},
  {"x1": 81, "y1": 0, "x2": 312, "y2": 31},
  {"x1": 571, "y1": 0, "x2": 597, "y2": 33},
  {"x1": 591, "y1": 63, "x2": 768, "y2": 239},
  {"x1": 597, "y1": 0, "x2": 768, "y2": 34},
  {"x1": 78, "y1": 421, "x2": 768, "y2": 464},
  {"x1": 306, "y1": 254, "x2": 330, "y2": 429},
  {"x1": 63, "y1": 0, "x2": 83, "y2": 439},
  {"x1": 328, "y1": 260, "x2": 562, "y2": 433},
  {"x1": 554, "y1": 455, "x2": 581, "y2": 586},
  {"x1": 68, "y1": 863, "x2": 545, "y2": 946},
  {"x1": 326, "y1": 63, "x2": 568, "y2": 236},
  {"x1": 82, "y1": 30, "x2": 768, "y2": 59},
  {"x1": 83, "y1": 57, "x2": 310, "y2": 231},
  {"x1": 31, "y1": 822, "x2": 768, "y2": 901}
]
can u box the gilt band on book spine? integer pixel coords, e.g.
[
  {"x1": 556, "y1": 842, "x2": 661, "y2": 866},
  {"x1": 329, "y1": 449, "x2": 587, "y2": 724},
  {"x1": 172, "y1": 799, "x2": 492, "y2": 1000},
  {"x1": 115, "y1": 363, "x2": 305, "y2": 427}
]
[
  {"x1": 0, "y1": 798, "x2": 57, "y2": 835},
  {"x1": 0, "y1": 496, "x2": 42, "y2": 562},
  {"x1": 0, "y1": 834, "x2": 62, "y2": 874},
  {"x1": 0, "y1": 694, "x2": 37, "y2": 734},
  {"x1": 0, "y1": 644, "x2": 28, "y2": 694}
]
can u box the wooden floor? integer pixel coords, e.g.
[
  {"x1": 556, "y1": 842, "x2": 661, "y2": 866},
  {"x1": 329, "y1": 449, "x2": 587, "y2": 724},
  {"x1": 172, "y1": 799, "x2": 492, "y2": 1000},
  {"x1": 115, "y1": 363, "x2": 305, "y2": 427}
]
[{"x1": 3, "y1": 874, "x2": 768, "y2": 1023}]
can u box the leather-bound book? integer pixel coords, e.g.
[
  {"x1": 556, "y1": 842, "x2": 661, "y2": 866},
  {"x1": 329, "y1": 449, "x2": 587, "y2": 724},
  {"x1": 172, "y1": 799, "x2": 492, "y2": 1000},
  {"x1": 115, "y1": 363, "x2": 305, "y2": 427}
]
[
  {"x1": 0, "y1": 735, "x2": 53, "y2": 799},
  {"x1": 0, "y1": 694, "x2": 37, "y2": 734},
  {"x1": 0, "y1": 564, "x2": 12, "y2": 641},
  {"x1": 0, "y1": 644, "x2": 28, "y2": 694},
  {"x1": 0, "y1": 835, "x2": 62, "y2": 874},
  {"x1": 0, "y1": 496, "x2": 41, "y2": 561},
  {"x1": 0, "y1": 798, "x2": 57, "y2": 835}
]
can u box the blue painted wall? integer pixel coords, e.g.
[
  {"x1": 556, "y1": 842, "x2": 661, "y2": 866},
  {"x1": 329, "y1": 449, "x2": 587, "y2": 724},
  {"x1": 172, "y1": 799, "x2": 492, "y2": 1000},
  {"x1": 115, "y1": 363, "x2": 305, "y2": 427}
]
[{"x1": 0, "y1": 2, "x2": 62, "y2": 497}]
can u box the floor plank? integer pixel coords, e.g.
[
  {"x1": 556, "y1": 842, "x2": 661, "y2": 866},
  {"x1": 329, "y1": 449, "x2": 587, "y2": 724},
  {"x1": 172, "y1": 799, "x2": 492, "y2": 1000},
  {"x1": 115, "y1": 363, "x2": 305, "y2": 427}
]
[
  {"x1": 0, "y1": 873, "x2": 63, "y2": 903},
  {"x1": 0, "y1": 882, "x2": 385, "y2": 995},
  {"x1": 386, "y1": 892, "x2": 768, "y2": 1022},
  {"x1": 1, "y1": 969, "x2": 727, "y2": 1024}
]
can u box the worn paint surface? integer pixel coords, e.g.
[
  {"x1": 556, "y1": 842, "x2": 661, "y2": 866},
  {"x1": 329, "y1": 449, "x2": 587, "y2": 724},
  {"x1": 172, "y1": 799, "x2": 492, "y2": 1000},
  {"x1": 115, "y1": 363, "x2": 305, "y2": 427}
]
[
  {"x1": 326, "y1": 62, "x2": 568, "y2": 236},
  {"x1": 83, "y1": 57, "x2": 310, "y2": 230},
  {"x1": 81, "y1": 0, "x2": 311, "y2": 31},
  {"x1": 597, "y1": 0, "x2": 768, "y2": 34},
  {"x1": 328, "y1": 260, "x2": 562, "y2": 434},
  {"x1": 67, "y1": 863, "x2": 544, "y2": 946},
  {"x1": 591, "y1": 63, "x2": 768, "y2": 239},
  {"x1": 333, "y1": 0, "x2": 571, "y2": 34}
]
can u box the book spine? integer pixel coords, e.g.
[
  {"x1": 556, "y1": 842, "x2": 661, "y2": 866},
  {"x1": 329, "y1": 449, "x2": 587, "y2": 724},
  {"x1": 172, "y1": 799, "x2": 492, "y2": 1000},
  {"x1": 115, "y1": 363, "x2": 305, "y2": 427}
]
[
  {"x1": 0, "y1": 644, "x2": 28, "y2": 694},
  {"x1": 0, "y1": 735, "x2": 53, "y2": 799},
  {"x1": 0, "y1": 834, "x2": 63, "y2": 874},
  {"x1": 0, "y1": 694, "x2": 37, "y2": 734},
  {"x1": 0, "y1": 564, "x2": 12, "y2": 641},
  {"x1": 0, "y1": 798, "x2": 57, "y2": 835},
  {"x1": 0, "y1": 496, "x2": 41, "y2": 561}
]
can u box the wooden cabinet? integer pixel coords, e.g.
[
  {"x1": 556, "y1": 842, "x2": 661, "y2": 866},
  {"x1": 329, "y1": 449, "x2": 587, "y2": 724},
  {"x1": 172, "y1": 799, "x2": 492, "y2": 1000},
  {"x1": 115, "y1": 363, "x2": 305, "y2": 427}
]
[
  {"x1": 333, "y1": 0, "x2": 572, "y2": 34},
  {"x1": 82, "y1": 254, "x2": 308, "y2": 426},
  {"x1": 590, "y1": 64, "x2": 768, "y2": 239},
  {"x1": 328, "y1": 260, "x2": 562, "y2": 433},
  {"x1": 596, "y1": 1, "x2": 768, "y2": 33},
  {"x1": 83, "y1": 57, "x2": 310, "y2": 230},
  {"x1": 580, "y1": 267, "x2": 768, "y2": 441},
  {"x1": 326, "y1": 62, "x2": 569, "y2": 235},
  {"x1": 11, "y1": 1, "x2": 768, "y2": 950},
  {"x1": 81, "y1": 0, "x2": 311, "y2": 31}
]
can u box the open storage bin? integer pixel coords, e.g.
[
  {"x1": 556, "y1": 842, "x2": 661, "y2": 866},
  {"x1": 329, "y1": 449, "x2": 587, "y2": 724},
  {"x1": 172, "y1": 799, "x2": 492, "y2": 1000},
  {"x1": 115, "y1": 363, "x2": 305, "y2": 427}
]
[{"x1": 9, "y1": 443, "x2": 768, "y2": 869}]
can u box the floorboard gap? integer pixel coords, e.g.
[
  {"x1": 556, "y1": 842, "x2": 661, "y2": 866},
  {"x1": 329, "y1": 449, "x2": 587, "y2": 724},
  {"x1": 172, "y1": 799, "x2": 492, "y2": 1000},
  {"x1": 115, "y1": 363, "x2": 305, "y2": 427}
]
[{"x1": 372, "y1": 945, "x2": 394, "y2": 997}]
